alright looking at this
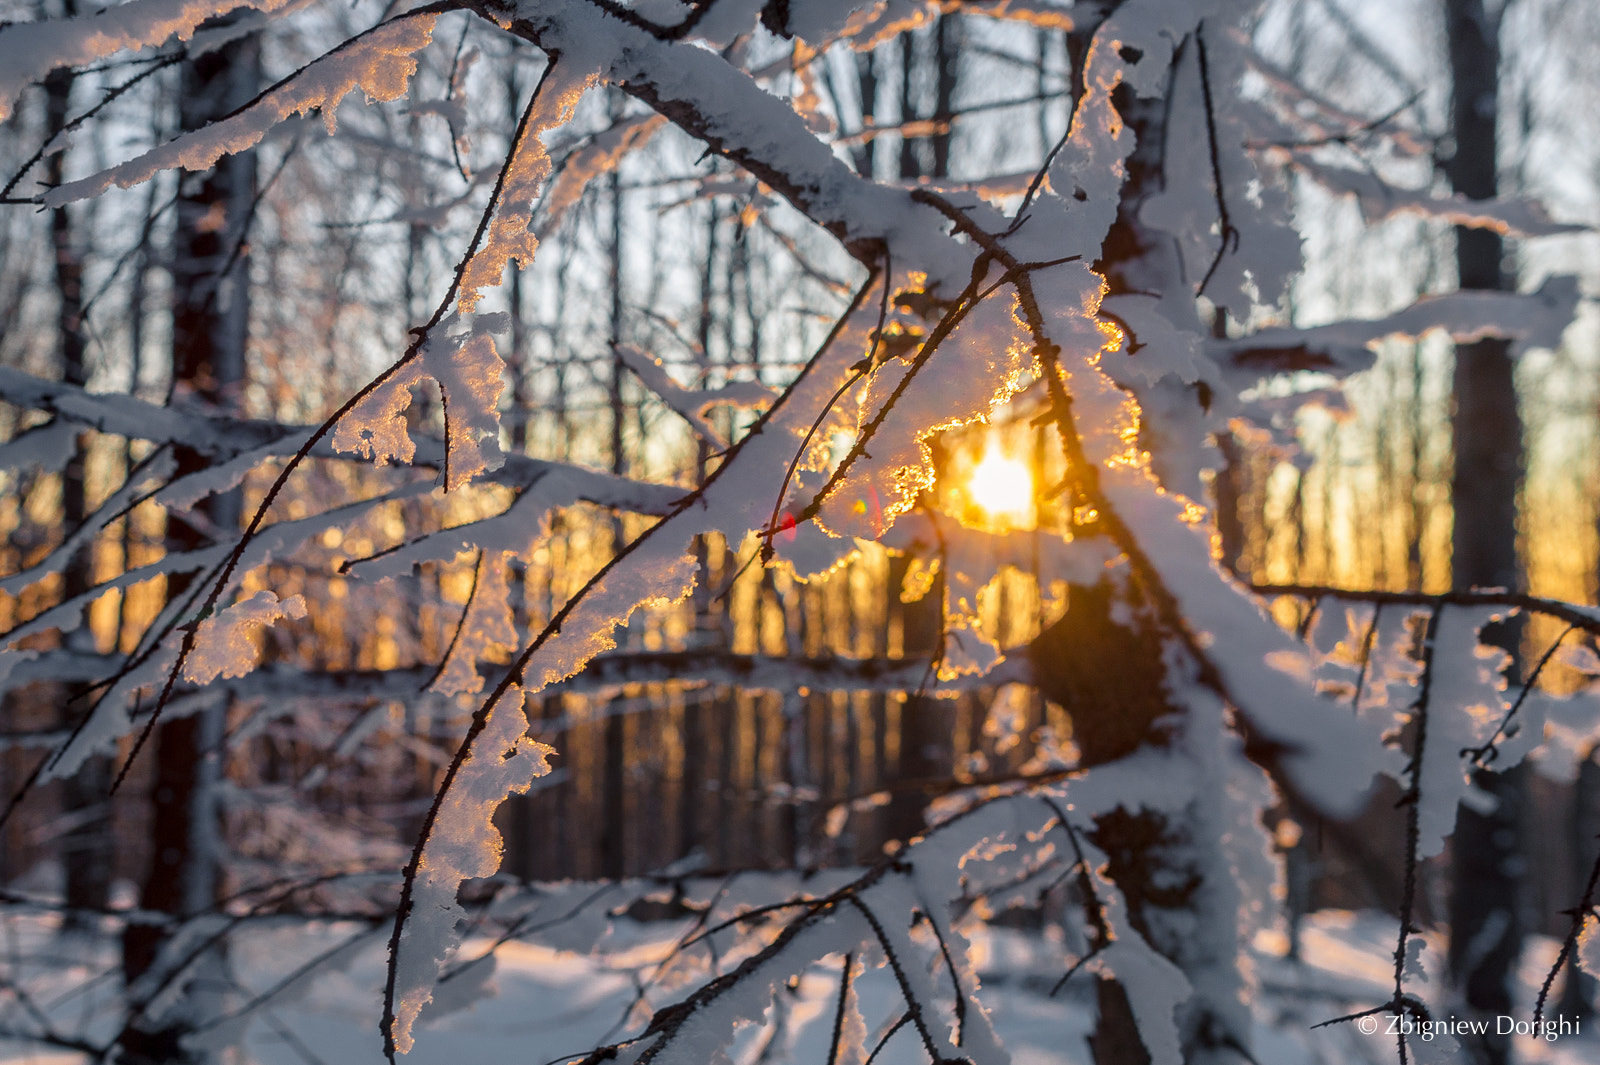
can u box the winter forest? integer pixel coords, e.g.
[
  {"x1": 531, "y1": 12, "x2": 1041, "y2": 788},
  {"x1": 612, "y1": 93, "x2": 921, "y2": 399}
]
[{"x1": 3, "y1": 0, "x2": 1600, "y2": 1062}]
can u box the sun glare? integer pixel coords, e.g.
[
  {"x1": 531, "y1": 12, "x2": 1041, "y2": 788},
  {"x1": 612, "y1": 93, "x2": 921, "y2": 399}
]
[{"x1": 967, "y1": 448, "x2": 1034, "y2": 528}]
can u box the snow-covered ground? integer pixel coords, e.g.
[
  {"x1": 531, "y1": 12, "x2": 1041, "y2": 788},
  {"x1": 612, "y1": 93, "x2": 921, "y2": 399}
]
[{"x1": 1, "y1": 909, "x2": 1594, "y2": 1064}]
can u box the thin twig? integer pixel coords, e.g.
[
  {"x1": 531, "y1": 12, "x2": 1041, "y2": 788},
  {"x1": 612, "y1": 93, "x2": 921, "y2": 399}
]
[
  {"x1": 2, "y1": 53, "x2": 184, "y2": 200},
  {"x1": 825, "y1": 953, "x2": 856, "y2": 1065},
  {"x1": 759, "y1": 248, "x2": 891, "y2": 562},
  {"x1": 846, "y1": 895, "x2": 951, "y2": 1065},
  {"x1": 421, "y1": 548, "x2": 487, "y2": 692},
  {"x1": 863, "y1": 1013, "x2": 912, "y2": 1065},
  {"x1": 1195, "y1": 25, "x2": 1239, "y2": 300},
  {"x1": 1535, "y1": 845, "x2": 1600, "y2": 1025},
  {"x1": 1350, "y1": 603, "x2": 1382, "y2": 713},
  {"x1": 1462, "y1": 623, "x2": 1577, "y2": 765},
  {"x1": 1390, "y1": 607, "x2": 1441, "y2": 1065}
]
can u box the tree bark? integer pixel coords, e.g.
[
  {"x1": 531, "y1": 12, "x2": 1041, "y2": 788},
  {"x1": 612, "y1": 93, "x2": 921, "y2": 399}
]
[
  {"x1": 1444, "y1": 6, "x2": 1524, "y2": 1063},
  {"x1": 42, "y1": 2, "x2": 117, "y2": 927},
  {"x1": 599, "y1": 118, "x2": 629, "y2": 879},
  {"x1": 1030, "y1": 582, "x2": 1241, "y2": 1065},
  {"x1": 120, "y1": 28, "x2": 257, "y2": 1062}
]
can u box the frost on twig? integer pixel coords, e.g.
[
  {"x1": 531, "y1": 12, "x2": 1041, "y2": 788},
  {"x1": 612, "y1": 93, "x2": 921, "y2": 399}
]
[{"x1": 0, "y1": 0, "x2": 301, "y2": 120}]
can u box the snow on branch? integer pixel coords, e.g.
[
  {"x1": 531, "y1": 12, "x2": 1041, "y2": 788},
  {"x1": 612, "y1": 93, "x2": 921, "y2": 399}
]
[
  {"x1": 182, "y1": 590, "x2": 308, "y2": 685},
  {"x1": 0, "y1": 365, "x2": 287, "y2": 454},
  {"x1": 0, "y1": 418, "x2": 80, "y2": 475},
  {"x1": 1214, "y1": 275, "x2": 1581, "y2": 378},
  {"x1": 40, "y1": 10, "x2": 443, "y2": 207},
  {"x1": 1250, "y1": 582, "x2": 1600, "y2": 638},
  {"x1": 9, "y1": 1, "x2": 1596, "y2": 1062},
  {"x1": 615, "y1": 343, "x2": 775, "y2": 448},
  {"x1": 537, "y1": 112, "x2": 666, "y2": 237},
  {"x1": 380, "y1": 279, "x2": 892, "y2": 1055},
  {"x1": 387, "y1": 682, "x2": 552, "y2": 1053},
  {"x1": 0, "y1": 365, "x2": 685, "y2": 533},
  {"x1": 331, "y1": 313, "x2": 511, "y2": 486},
  {"x1": 363, "y1": 6, "x2": 1407, "y2": 1055},
  {"x1": 7, "y1": 482, "x2": 434, "y2": 779},
  {"x1": 477, "y1": 0, "x2": 971, "y2": 281},
  {"x1": 453, "y1": 60, "x2": 591, "y2": 313},
  {"x1": 1289, "y1": 157, "x2": 1589, "y2": 239},
  {"x1": 0, "y1": 0, "x2": 298, "y2": 121},
  {"x1": 509, "y1": 775, "x2": 1217, "y2": 1065}
]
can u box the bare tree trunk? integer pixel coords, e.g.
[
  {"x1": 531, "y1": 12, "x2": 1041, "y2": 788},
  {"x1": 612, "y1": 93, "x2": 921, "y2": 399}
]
[
  {"x1": 42, "y1": 2, "x2": 116, "y2": 926},
  {"x1": 599, "y1": 120, "x2": 628, "y2": 879},
  {"x1": 1444, "y1": 6, "x2": 1524, "y2": 1063},
  {"x1": 1211, "y1": 305, "x2": 1246, "y2": 579},
  {"x1": 929, "y1": 13, "x2": 960, "y2": 179},
  {"x1": 681, "y1": 198, "x2": 725, "y2": 864},
  {"x1": 898, "y1": 29, "x2": 919, "y2": 180},
  {"x1": 1031, "y1": 582, "x2": 1246, "y2": 1065},
  {"x1": 853, "y1": 50, "x2": 878, "y2": 178},
  {"x1": 882, "y1": 15, "x2": 961, "y2": 846},
  {"x1": 886, "y1": 551, "x2": 948, "y2": 844},
  {"x1": 120, "y1": 29, "x2": 256, "y2": 1062}
]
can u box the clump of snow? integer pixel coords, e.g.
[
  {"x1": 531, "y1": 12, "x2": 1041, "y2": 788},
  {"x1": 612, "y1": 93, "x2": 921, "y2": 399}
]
[
  {"x1": 331, "y1": 314, "x2": 507, "y2": 487},
  {"x1": 183, "y1": 590, "x2": 307, "y2": 684},
  {"x1": 425, "y1": 326, "x2": 508, "y2": 490}
]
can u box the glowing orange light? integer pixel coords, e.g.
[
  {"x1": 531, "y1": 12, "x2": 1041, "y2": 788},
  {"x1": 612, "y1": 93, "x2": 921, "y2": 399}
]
[{"x1": 967, "y1": 447, "x2": 1034, "y2": 528}]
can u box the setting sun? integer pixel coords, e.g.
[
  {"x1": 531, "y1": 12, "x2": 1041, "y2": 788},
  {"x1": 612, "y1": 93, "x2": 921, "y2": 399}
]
[{"x1": 967, "y1": 448, "x2": 1035, "y2": 528}]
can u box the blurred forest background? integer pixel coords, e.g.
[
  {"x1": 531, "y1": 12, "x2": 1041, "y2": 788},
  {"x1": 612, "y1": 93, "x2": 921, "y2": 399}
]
[{"x1": 1, "y1": 0, "x2": 1597, "y2": 1012}]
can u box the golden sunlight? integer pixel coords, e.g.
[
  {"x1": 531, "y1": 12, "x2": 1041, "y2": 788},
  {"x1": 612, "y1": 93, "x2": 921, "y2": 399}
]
[{"x1": 967, "y1": 447, "x2": 1035, "y2": 528}]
